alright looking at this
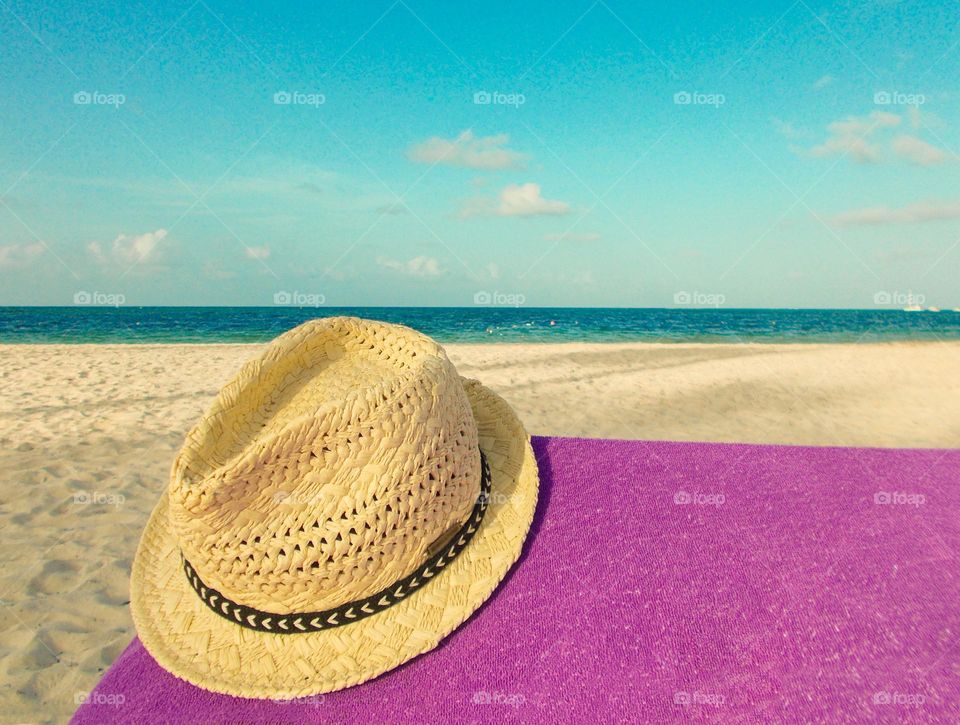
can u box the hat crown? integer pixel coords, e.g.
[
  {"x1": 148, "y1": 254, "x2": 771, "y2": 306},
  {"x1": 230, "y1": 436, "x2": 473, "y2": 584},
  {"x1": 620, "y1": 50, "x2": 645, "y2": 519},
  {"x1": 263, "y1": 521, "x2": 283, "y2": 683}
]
[{"x1": 168, "y1": 317, "x2": 480, "y2": 614}]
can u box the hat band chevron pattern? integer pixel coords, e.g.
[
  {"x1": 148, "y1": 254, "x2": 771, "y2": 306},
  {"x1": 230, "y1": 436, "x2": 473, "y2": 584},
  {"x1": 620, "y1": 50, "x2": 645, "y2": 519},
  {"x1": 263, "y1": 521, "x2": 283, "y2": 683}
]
[{"x1": 181, "y1": 451, "x2": 492, "y2": 635}]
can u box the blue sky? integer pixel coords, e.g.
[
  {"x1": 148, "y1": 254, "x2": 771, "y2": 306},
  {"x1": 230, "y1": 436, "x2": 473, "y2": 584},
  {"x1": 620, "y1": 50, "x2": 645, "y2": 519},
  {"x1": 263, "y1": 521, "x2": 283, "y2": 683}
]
[{"x1": 1, "y1": 0, "x2": 958, "y2": 307}]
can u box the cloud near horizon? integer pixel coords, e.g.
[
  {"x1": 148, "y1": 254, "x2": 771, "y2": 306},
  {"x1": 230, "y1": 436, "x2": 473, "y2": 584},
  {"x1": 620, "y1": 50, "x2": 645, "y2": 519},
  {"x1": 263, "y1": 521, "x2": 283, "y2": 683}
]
[
  {"x1": 0, "y1": 242, "x2": 44, "y2": 267},
  {"x1": 245, "y1": 246, "x2": 271, "y2": 260},
  {"x1": 543, "y1": 231, "x2": 600, "y2": 242},
  {"x1": 376, "y1": 255, "x2": 443, "y2": 276},
  {"x1": 832, "y1": 199, "x2": 960, "y2": 226},
  {"x1": 406, "y1": 130, "x2": 526, "y2": 170},
  {"x1": 88, "y1": 229, "x2": 168, "y2": 264}
]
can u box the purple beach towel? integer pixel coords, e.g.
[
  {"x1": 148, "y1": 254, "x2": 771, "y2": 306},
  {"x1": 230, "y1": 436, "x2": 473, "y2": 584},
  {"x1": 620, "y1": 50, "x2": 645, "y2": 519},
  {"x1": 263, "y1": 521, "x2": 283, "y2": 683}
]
[{"x1": 72, "y1": 436, "x2": 960, "y2": 723}]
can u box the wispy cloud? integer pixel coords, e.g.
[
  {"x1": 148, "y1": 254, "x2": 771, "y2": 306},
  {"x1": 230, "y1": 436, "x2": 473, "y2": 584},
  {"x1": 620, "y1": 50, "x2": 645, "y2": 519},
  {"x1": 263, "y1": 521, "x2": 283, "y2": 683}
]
[
  {"x1": 543, "y1": 231, "x2": 600, "y2": 242},
  {"x1": 773, "y1": 118, "x2": 805, "y2": 140},
  {"x1": 807, "y1": 111, "x2": 901, "y2": 163},
  {"x1": 376, "y1": 255, "x2": 444, "y2": 276},
  {"x1": 245, "y1": 246, "x2": 271, "y2": 260},
  {"x1": 407, "y1": 130, "x2": 526, "y2": 170},
  {"x1": 802, "y1": 111, "x2": 952, "y2": 166},
  {"x1": 813, "y1": 74, "x2": 834, "y2": 90},
  {"x1": 890, "y1": 134, "x2": 952, "y2": 166},
  {"x1": 0, "y1": 243, "x2": 45, "y2": 268},
  {"x1": 832, "y1": 199, "x2": 960, "y2": 226},
  {"x1": 88, "y1": 229, "x2": 168, "y2": 264}
]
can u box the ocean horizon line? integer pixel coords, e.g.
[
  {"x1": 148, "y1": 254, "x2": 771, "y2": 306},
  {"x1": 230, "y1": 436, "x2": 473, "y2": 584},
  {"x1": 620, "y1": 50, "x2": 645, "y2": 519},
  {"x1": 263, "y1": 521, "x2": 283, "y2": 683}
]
[
  {"x1": 2, "y1": 305, "x2": 958, "y2": 311},
  {"x1": 2, "y1": 307, "x2": 959, "y2": 345}
]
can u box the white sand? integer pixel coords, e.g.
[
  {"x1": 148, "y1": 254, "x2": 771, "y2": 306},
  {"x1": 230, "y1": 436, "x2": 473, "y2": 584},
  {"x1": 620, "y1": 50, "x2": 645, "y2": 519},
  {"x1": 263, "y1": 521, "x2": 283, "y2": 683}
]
[{"x1": 1, "y1": 341, "x2": 958, "y2": 722}]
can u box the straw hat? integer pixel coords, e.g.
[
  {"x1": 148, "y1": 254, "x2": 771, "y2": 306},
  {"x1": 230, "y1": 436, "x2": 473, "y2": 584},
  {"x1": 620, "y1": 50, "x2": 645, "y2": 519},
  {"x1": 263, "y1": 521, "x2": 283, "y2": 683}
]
[{"x1": 130, "y1": 317, "x2": 538, "y2": 698}]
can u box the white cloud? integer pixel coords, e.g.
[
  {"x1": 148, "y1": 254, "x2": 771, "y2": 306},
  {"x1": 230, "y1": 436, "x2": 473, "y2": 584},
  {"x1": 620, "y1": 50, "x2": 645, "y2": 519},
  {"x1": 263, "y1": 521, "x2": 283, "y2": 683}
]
[
  {"x1": 0, "y1": 242, "x2": 44, "y2": 268},
  {"x1": 891, "y1": 134, "x2": 950, "y2": 166},
  {"x1": 89, "y1": 229, "x2": 167, "y2": 264},
  {"x1": 376, "y1": 255, "x2": 443, "y2": 276},
  {"x1": 460, "y1": 183, "x2": 571, "y2": 218},
  {"x1": 245, "y1": 246, "x2": 271, "y2": 260},
  {"x1": 498, "y1": 183, "x2": 570, "y2": 216},
  {"x1": 407, "y1": 130, "x2": 526, "y2": 170},
  {"x1": 832, "y1": 199, "x2": 960, "y2": 226},
  {"x1": 543, "y1": 231, "x2": 600, "y2": 242},
  {"x1": 813, "y1": 75, "x2": 834, "y2": 90},
  {"x1": 807, "y1": 111, "x2": 901, "y2": 163}
]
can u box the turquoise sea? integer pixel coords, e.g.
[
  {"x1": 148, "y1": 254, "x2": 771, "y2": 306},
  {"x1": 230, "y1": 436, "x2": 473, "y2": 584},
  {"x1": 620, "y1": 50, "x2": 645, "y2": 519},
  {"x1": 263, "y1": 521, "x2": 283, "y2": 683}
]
[{"x1": 1, "y1": 307, "x2": 959, "y2": 344}]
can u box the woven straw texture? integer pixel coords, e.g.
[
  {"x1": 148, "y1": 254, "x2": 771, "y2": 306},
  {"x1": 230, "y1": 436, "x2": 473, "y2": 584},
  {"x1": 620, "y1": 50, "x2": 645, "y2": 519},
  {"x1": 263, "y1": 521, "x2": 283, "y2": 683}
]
[{"x1": 130, "y1": 317, "x2": 539, "y2": 698}]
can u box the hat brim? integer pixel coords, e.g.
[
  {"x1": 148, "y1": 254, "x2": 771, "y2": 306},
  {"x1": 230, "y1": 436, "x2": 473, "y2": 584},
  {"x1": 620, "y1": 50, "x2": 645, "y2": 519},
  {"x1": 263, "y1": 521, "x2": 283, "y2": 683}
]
[{"x1": 130, "y1": 378, "x2": 539, "y2": 699}]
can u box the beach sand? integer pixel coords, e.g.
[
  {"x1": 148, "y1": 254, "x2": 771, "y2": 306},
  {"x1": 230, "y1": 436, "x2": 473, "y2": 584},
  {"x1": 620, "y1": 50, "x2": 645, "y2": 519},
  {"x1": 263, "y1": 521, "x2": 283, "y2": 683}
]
[{"x1": 2, "y1": 341, "x2": 959, "y2": 722}]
